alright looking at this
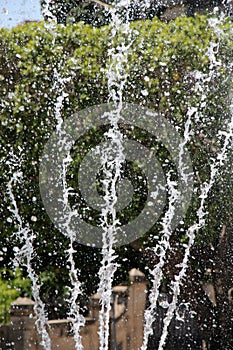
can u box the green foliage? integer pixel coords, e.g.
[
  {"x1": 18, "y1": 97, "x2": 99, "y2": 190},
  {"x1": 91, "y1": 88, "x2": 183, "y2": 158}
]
[
  {"x1": 40, "y1": 0, "x2": 166, "y2": 26},
  {"x1": 39, "y1": 0, "x2": 230, "y2": 27},
  {"x1": 0, "y1": 268, "x2": 31, "y2": 324},
  {"x1": 0, "y1": 15, "x2": 232, "y2": 317},
  {"x1": 41, "y1": 0, "x2": 112, "y2": 26}
]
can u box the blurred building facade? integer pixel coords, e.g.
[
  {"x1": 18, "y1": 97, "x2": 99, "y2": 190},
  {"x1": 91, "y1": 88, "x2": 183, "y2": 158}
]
[
  {"x1": 0, "y1": 269, "x2": 147, "y2": 350},
  {"x1": 0, "y1": 265, "x2": 232, "y2": 350}
]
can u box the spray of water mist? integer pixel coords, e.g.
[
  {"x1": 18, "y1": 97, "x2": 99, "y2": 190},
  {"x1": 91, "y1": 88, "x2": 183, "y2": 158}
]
[
  {"x1": 157, "y1": 16, "x2": 233, "y2": 350},
  {"x1": 141, "y1": 11, "x2": 233, "y2": 350},
  {"x1": 6, "y1": 153, "x2": 51, "y2": 349},
  {"x1": 4, "y1": 2, "x2": 233, "y2": 350},
  {"x1": 141, "y1": 94, "x2": 195, "y2": 349},
  {"x1": 97, "y1": 1, "x2": 132, "y2": 348}
]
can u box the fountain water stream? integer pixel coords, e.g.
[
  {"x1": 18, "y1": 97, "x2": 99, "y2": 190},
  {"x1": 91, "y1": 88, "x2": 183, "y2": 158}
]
[
  {"x1": 1, "y1": 1, "x2": 233, "y2": 350},
  {"x1": 97, "y1": 2, "x2": 132, "y2": 349},
  {"x1": 6, "y1": 154, "x2": 51, "y2": 349},
  {"x1": 143, "y1": 12, "x2": 233, "y2": 349}
]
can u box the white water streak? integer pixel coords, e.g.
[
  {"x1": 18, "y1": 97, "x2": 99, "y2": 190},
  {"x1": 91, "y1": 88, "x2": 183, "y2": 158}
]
[
  {"x1": 97, "y1": 1, "x2": 132, "y2": 349},
  {"x1": 97, "y1": 127, "x2": 123, "y2": 349},
  {"x1": 141, "y1": 90, "x2": 195, "y2": 350},
  {"x1": 41, "y1": 0, "x2": 57, "y2": 34},
  {"x1": 52, "y1": 69, "x2": 70, "y2": 133},
  {"x1": 158, "y1": 16, "x2": 233, "y2": 350},
  {"x1": 41, "y1": 1, "x2": 85, "y2": 345},
  {"x1": 67, "y1": 235, "x2": 86, "y2": 350},
  {"x1": 50, "y1": 35, "x2": 85, "y2": 349},
  {"x1": 141, "y1": 12, "x2": 233, "y2": 350},
  {"x1": 141, "y1": 173, "x2": 179, "y2": 350},
  {"x1": 61, "y1": 145, "x2": 86, "y2": 350},
  {"x1": 7, "y1": 161, "x2": 51, "y2": 350},
  {"x1": 158, "y1": 109, "x2": 233, "y2": 349}
]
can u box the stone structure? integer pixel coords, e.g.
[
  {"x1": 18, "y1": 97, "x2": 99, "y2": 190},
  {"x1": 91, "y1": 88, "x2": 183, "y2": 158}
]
[
  {"x1": 0, "y1": 269, "x2": 147, "y2": 350},
  {"x1": 80, "y1": 268, "x2": 148, "y2": 350},
  {"x1": 0, "y1": 266, "x2": 232, "y2": 349},
  {"x1": 0, "y1": 297, "x2": 39, "y2": 350}
]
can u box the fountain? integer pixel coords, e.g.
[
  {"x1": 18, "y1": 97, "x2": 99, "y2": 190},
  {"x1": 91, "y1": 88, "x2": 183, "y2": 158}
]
[{"x1": 0, "y1": 1, "x2": 233, "y2": 349}]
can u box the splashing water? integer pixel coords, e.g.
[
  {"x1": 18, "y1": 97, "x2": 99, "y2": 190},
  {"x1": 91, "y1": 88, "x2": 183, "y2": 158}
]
[
  {"x1": 141, "y1": 102, "x2": 195, "y2": 349},
  {"x1": 142, "y1": 11, "x2": 233, "y2": 350},
  {"x1": 158, "y1": 104, "x2": 233, "y2": 349},
  {"x1": 40, "y1": 2, "x2": 86, "y2": 349},
  {"x1": 6, "y1": 154, "x2": 51, "y2": 349},
  {"x1": 60, "y1": 143, "x2": 86, "y2": 350},
  {"x1": 97, "y1": 1, "x2": 132, "y2": 348},
  {"x1": 2, "y1": 1, "x2": 233, "y2": 350}
]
